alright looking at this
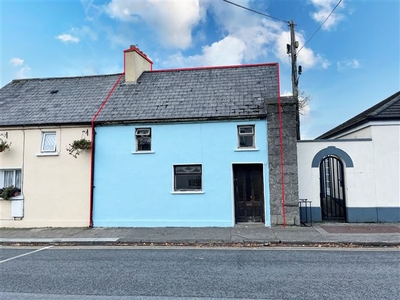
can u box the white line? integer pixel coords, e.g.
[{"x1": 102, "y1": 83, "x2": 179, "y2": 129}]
[{"x1": 0, "y1": 246, "x2": 53, "y2": 264}]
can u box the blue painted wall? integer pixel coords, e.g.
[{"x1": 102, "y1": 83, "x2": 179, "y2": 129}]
[{"x1": 93, "y1": 120, "x2": 270, "y2": 227}]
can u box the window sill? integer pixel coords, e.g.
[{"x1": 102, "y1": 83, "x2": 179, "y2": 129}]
[
  {"x1": 234, "y1": 148, "x2": 259, "y2": 152},
  {"x1": 0, "y1": 195, "x2": 24, "y2": 201},
  {"x1": 36, "y1": 152, "x2": 59, "y2": 157},
  {"x1": 131, "y1": 151, "x2": 155, "y2": 154},
  {"x1": 171, "y1": 191, "x2": 205, "y2": 195}
]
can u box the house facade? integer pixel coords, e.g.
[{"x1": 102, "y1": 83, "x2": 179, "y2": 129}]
[
  {"x1": 0, "y1": 75, "x2": 120, "y2": 227},
  {"x1": 298, "y1": 91, "x2": 400, "y2": 223},
  {"x1": 0, "y1": 45, "x2": 300, "y2": 228},
  {"x1": 92, "y1": 46, "x2": 300, "y2": 227}
]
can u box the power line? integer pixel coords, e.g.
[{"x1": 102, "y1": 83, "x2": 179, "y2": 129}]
[
  {"x1": 297, "y1": 0, "x2": 343, "y2": 54},
  {"x1": 222, "y1": 0, "x2": 289, "y2": 23}
]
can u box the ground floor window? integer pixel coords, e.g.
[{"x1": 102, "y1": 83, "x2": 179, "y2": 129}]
[
  {"x1": 174, "y1": 165, "x2": 202, "y2": 191},
  {"x1": 0, "y1": 169, "x2": 22, "y2": 198}
]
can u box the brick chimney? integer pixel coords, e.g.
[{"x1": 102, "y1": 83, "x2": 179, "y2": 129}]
[{"x1": 124, "y1": 45, "x2": 153, "y2": 83}]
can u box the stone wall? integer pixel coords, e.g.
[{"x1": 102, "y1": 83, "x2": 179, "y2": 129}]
[{"x1": 266, "y1": 96, "x2": 300, "y2": 225}]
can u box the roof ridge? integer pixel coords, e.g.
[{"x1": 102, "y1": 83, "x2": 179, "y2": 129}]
[
  {"x1": 11, "y1": 73, "x2": 123, "y2": 83},
  {"x1": 150, "y1": 63, "x2": 278, "y2": 73}
]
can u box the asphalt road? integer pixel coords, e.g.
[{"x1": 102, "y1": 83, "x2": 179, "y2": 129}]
[{"x1": 0, "y1": 246, "x2": 399, "y2": 300}]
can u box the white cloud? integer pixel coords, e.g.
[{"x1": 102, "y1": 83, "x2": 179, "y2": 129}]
[
  {"x1": 71, "y1": 26, "x2": 98, "y2": 41},
  {"x1": 274, "y1": 31, "x2": 330, "y2": 69},
  {"x1": 56, "y1": 34, "x2": 80, "y2": 43},
  {"x1": 16, "y1": 66, "x2": 31, "y2": 79},
  {"x1": 337, "y1": 59, "x2": 360, "y2": 71},
  {"x1": 106, "y1": 0, "x2": 204, "y2": 49},
  {"x1": 310, "y1": 0, "x2": 345, "y2": 30},
  {"x1": 166, "y1": 35, "x2": 246, "y2": 67},
  {"x1": 9, "y1": 58, "x2": 24, "y2": 66}
]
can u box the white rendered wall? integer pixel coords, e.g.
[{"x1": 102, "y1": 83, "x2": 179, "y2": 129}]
[
  {"x1": 0, "y1": 126, "x2": 91, "y2": 227},
  {"x1": 297, "y1": 140, "x2": 375, "y2": 209}
]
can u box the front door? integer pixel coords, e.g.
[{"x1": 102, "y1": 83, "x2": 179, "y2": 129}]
[
  {"x1": 320, "y1": 156, "x2": 346, "y2": 220},
  {"x1": 233, "y1": 164, "x2": 265, "y2": 223}
]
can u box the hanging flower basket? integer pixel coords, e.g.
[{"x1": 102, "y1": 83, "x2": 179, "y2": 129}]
[
  {"x1": 0, "y1": 186, "x2": 20, "y2": 200},
  {"x1": 0, "y1": 138, "x2": 11, "y2": 152},
  {"x1": 66, "y1": 138, "x2": 91, "y2": 158}
]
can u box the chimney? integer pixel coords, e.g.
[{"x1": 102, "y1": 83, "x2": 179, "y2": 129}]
[{"x1": 124, "y1": 45, "x2": 153, "y2": 83}]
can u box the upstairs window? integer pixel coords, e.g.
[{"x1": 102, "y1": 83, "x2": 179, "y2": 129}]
[
  {"x1": 41, "y1": 132, "x2": 56, "y2": 152},
  {"x1": 174, "y1": 165, "x2": 202, "y2": 191},
  {"x1": 238, "y1": 125, "x2": 255, "y2": 148},
  {"x1": 135, "y1": 128, "x2": 151, "y2": 151}
]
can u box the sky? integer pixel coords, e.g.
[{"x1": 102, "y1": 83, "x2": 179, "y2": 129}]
[{"x1": 1, "y1": 0, "x2": 399, "y2": 139}]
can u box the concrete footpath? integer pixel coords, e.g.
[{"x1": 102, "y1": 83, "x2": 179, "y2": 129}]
[{"x1": 0, "y1": 223, "x2": 399, "y2": 247}]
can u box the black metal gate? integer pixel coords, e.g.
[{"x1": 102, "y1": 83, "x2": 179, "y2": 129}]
[{"x1": 320, "y1": 156, "x2": 346, "y2": 220}]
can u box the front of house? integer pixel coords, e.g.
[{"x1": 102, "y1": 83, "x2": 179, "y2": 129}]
[
  {"x1": 0, "y1": 75, "x2": 121, "y2": 227},
  {"x1": 93, "y1": 120, "x2": 270, "y2": 227},
  {"x1": 0, "y1": 45, "x2": 300, "y2": 228},
  {"x1": 92, "y1": 46, "x2": 300, "y2": 227}
]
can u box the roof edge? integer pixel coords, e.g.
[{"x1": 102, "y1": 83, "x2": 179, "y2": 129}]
[{"x1": 150, "y1": 62, "x2": 279, "y2": 73}]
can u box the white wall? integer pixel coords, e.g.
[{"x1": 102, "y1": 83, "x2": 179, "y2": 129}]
[
  {"x1": 370, "y1": 125, "x2": 400, "y2": 207},
  {"x1": 298, "y1": 123, "x2": 400, "y2": 221},
  {"x1": 297, "y1": 140, "x2": 375, "y2": 209}
]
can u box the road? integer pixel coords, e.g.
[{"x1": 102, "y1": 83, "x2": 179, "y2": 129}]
[{"x1": 0, "y1": 246, "x2": 399, "y2": 299}]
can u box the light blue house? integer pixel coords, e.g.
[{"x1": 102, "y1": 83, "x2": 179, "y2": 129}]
[{"x1": 92, "y1": 46, "x2": 299, "y2": 227}]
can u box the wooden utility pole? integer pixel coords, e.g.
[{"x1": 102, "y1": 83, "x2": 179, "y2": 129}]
[{"x1": 288, "y1": 20, "x2": 301, "y2": 140}]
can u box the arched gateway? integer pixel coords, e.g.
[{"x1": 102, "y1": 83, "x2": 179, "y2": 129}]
[{"x1": 312, "y1": 147, "x2": 354, "y2": 221}]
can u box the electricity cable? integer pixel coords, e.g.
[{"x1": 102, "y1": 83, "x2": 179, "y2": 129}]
[
  {"x1": 297, "y1": 0, "x2": 343, "y2": 54},
  {"x1": 222, "y1": 0, "x2": 289, "y2": 23}
]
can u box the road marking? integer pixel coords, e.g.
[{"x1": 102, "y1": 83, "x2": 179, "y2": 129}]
[{"x1": 0, "y1": 246, "x2": 53, "y2": 264}]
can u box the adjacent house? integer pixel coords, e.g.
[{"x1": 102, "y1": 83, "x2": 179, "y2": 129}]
[
  {"x1": 298, "y1": 91, "x2": 400, "y2": 222},
  {"x1": 0, "y1": 45, "x2": 300, "y2": 227},
  {"x1": 0, "y1": 74, "x2": 121, "y2": 227}
]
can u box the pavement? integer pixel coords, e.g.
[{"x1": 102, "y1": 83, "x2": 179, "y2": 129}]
[{"x1": 1, "y1": 223, "x2": 399, "y2": 247}]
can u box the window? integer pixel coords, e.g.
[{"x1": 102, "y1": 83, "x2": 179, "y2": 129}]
[
  {"x1": 174, "y1": 165, "x2": 202, "y2": 191},
  {"x1": 135, "y1": 128, "x2": 151, "y2": 151},
  {"x1": 41, "y1": 132, "x2": 56, "y2": 152},
  {"x1": 0, "y1": 169, "x2": 22, "y2": 190},
  {"x1": 238, "y1": 125, "x2": 255, "y2": 148}
]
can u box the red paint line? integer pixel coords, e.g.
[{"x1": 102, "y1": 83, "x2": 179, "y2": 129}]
[
  {"x1": 150, "y1": 62, "x2": 279, "y2": 73},
  {"x1": 89, "y1": 73, "x2": 124, "y2": 227}
]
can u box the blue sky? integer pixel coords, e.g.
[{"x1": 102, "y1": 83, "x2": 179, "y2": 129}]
[{"x1": 1, "y1": 0, "x2": 399, "y2": 138}]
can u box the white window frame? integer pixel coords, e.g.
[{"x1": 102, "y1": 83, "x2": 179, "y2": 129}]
[
  {"x1": 41, "y1": 132, "x2": 57, "y2": 153},
  {"x1": 237, "y1": 125, "x2": 255, "y2": 148},
  {"x1": 173, "y1": 164, "x2": 203, "y2": 192},
  {"x1": 0, "y1": 169, "x2": 22, "y2": 199},
  {"x1": 135, "y1": 128, "x2": 152, "y2": 152}
]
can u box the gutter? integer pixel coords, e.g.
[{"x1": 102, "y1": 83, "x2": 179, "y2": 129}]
[{"x1": 89, "y1": 73, "x2": 124, "y2": 227}]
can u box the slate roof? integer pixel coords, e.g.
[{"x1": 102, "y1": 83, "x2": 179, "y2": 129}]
[
  {"x1": 317, "y1": 90, "x2": 400, "y2": 139},
  {"x1": 0, "y1": 74, "x2": 121, "y2": 126},
  {"x1": 96, "y1": 64, "x2": 279, "y2": 123},
  {"x1": 0, "y1": 63, "x2": 279, "y2": 127}
]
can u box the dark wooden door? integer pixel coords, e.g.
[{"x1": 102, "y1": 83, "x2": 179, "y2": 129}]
[{"x1": 233, "y1": 164, "x2": 265, "y2": 223}]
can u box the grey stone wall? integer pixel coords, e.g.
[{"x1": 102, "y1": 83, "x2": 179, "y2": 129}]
[{"x1": 266, "y1": 96, "x2": 300, "y2": 225}]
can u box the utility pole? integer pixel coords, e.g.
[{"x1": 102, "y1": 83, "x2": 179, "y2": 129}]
[{"x1": 288, "y1": 20, "x2": 301, "y2": 140}]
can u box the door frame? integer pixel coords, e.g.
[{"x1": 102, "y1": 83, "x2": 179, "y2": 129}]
[{"x1": 232, "y1": 163, "x2": 266, "y2": 224}]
